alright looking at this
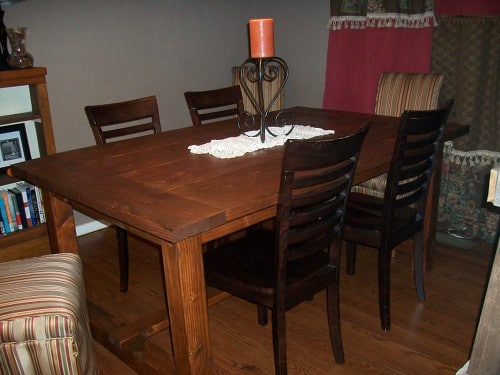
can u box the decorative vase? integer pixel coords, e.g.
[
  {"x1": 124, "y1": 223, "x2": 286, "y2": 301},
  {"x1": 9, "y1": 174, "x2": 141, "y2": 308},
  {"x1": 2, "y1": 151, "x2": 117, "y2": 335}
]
[{"x1": 7, "y1": 26, "x2": 34, "y2": 69}]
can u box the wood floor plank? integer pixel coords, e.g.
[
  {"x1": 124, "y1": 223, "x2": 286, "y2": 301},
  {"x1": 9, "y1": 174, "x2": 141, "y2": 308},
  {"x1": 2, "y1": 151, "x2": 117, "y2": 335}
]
[
  {"x1": 94, "y1": 340, "x2": 139, "y2": 375},
  {"x1": 78, "y1": 227, "x2": 493, "y2": 374}
]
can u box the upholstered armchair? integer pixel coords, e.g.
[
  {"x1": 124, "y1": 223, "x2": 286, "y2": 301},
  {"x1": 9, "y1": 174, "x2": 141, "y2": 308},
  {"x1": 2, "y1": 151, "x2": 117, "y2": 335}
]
[
  {"x1": 352, "y1": 72, "x2": 444, "y2": 197},
  {"x1": 0, "y1": 253, "x2": 97, "y2": 374}
]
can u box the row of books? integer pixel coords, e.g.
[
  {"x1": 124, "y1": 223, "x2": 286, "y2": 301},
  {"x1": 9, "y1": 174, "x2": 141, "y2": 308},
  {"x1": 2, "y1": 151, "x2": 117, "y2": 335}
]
[{"x1": 0, "y1": 182, "x2": 46, "y2": 235}]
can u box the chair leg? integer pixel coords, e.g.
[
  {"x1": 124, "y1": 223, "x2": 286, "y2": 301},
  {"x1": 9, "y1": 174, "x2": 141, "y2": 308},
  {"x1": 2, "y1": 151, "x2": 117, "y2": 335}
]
[
  {"x1": 326, "y1": 284, "x2": 345, "y2": 364},
  {"x1": 378, "y1": 247, "x2": 392, "y2": 331},
  {"x1": 116, "y1": 227, "x2": 129, "y2": 293},
  {"x1": 272, "y1": 309, "x2": 287, "y2": 375},
  {"x1": 346, "y1": 241, "x2": 357, "y2": 275},
  {"x1": 258, "y1": 305, "x2": 268, "y2": 326},
  {"x1": 413, "y1": 231, "x2": 425, "y2": 301}
]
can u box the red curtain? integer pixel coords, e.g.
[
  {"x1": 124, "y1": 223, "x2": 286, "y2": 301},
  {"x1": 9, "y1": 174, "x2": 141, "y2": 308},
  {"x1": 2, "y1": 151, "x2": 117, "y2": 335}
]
[
  {"x1": 323, "y1": 0, "x2": 500, "y2": 113},
  {"x1": 322, "y1": 27, "x2": 432, "y2": 114}
]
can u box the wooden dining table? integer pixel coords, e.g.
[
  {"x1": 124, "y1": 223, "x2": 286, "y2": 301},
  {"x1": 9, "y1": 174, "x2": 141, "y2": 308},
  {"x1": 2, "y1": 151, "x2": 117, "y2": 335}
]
[{"x1": 10, "y1": 106, "x2": 469, "y2": 374}]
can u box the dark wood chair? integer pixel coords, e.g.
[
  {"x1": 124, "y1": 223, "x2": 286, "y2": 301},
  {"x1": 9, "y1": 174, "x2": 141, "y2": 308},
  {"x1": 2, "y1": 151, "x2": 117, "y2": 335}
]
[
  {"x1": 184, "y1": 85, "x2": 246, "y2": 248},
  {"x1": 203, "y1": 124, "x2": 370, "y2": 374},
  {"x1": 84, "y1": 95, "x2": 161, "y2": 292},
  {"x1": 184, "y1": 85, "x2": 244, "y2": 126},
  {"x1": 342, "y1": 101, "x2": 453, "y2": 331}
]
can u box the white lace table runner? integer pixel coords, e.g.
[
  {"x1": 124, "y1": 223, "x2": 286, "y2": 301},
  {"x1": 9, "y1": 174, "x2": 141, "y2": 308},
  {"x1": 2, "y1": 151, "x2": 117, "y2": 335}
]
[{"x1": 188, "y1": 125, "x2": 335, "y2": 159}]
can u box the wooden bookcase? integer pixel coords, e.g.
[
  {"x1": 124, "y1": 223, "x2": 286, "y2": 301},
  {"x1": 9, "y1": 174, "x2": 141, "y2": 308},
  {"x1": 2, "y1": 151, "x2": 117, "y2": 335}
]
[{"x1": 0, "y1": 67, "x2": 56, "y2": 262}]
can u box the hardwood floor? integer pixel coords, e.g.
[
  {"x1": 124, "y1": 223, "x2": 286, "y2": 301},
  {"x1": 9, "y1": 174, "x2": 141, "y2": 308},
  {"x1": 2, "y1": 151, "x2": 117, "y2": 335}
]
[
  {"x1": 77, "y1": 227, "x2": 494, "y2": 374},
  {"x1": 94, "y1": 340, "x2": 138, "y2": 375}
]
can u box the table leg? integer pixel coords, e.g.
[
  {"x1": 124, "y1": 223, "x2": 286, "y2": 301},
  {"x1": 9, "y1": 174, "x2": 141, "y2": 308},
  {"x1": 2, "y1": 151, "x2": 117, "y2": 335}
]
[
  {"x1": 42, "y1": 190, "x2": 79, "y2": 254},
  {"x1": 161, "y1": 235, "x2": 214, "y2": 375}
]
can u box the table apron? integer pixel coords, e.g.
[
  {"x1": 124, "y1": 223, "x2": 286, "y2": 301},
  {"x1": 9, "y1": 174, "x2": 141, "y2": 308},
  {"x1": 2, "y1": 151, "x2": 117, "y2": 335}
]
[
  {"x1": 66, "y1": 193, "x2": 276, "y2": 246},
  {"x1": 201, "y1": 206, "x2": 277, "y2": 244}
]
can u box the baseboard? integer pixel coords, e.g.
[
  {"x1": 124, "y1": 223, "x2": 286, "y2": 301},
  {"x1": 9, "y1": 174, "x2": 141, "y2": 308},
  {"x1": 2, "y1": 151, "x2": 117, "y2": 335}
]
[
  {"x1": 435, "y1": 231, "x2": 475, "y2": 250},
  {"x1": 76, "y1": 220, "x2": 108, "y2": 237},
  {"x1": 74, "y1": 210, "x2": 109, "y2": 237},
  {"x1": 456, "y1": 360, "x2": 469, "y2": 375}
]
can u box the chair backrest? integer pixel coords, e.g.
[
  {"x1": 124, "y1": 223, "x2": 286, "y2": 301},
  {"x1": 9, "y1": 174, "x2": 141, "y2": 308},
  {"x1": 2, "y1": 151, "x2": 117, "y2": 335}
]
[
  {"x1": 374, "y1": 72, "x2": 444, "y2": 117},
  {"x1": 383, "y1": 100, "x2": 453, "y2": 235},
  {"x1": 184, "y1": 85, "x2": 244, "y2": 126},
  {"x1": 232, "y1": 65, "x2": 284, "y2": 114},
  {"x1": 84, "y1": 95, "x2": 161, "y2": 145},
  {"x1": 275, "y1": 124, "x2": 369, "y2": 300}
]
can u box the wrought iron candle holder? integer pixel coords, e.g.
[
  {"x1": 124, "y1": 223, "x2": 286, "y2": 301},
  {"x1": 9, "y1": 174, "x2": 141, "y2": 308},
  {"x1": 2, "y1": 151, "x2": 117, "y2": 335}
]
[{"x1": 237, "y1": 56, "x2": 294, "y2": 143}]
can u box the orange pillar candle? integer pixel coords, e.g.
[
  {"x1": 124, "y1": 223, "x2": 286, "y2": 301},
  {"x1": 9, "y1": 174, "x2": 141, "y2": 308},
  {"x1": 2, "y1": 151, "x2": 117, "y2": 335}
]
[{"x1": 249, "y1": 18, "x2": 275, "y2": 58}]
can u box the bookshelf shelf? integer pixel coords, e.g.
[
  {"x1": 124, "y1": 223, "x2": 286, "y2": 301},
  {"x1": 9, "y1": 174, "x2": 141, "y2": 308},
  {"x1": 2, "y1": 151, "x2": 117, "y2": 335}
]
[
  {"x1": 0, "y1": 67, "x2": 56, "y2": 261},
  {"x1": 0, "y1": 224, "x2": 47, "y2": 248},
  {"x1": 0, "y1": 111, "x2": 42, "y2": 126},
  {"x1": 0, "y1": 174, "x2": 19, "y2": 186}
]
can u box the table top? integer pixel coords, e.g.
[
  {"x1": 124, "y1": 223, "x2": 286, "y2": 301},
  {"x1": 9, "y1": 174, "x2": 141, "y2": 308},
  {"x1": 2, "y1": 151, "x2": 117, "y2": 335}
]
[{"x1": 10, "y1": 106, "x2": 469, "y2": 244}]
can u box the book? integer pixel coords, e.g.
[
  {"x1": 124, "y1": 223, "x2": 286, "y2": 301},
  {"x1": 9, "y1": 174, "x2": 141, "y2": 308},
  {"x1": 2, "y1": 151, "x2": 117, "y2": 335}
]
[
  {"x1": 8, "y1": 187, "x2": 28, "y2": 229},
  {"x1": 26, "y1": 183, "x2": 38, "y2": 226},
  {"x1": 0, "y1": 190, "x2": 16, "y2": 232},
  {"x1": 8, "y1": 190, "x2": 23, "y2": 230},
  {"x1": 0, "y1": 198, "x2": 10, "y2": 234},
  {"x1": 34, "y1": 186, "x2": 45, "y2": 223},
  {"x1": 25, "y1": 183, "x2": 40, "y2": 225},
  {"x1": 17, "y1": 182, "x2": 37, "y2": 226},
  {"x1": 16, "y1": 183, "x2": 33, "y2": 227},
  {"x1": 5, "y1": 190, "x2": 20, "y2": 231}
]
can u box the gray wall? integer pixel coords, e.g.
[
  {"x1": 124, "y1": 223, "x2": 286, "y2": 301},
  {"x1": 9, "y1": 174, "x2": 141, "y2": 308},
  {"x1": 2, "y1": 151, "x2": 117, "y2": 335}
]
[{"x1": 5, "y1": 0, "x2": 329, "y2": 152}]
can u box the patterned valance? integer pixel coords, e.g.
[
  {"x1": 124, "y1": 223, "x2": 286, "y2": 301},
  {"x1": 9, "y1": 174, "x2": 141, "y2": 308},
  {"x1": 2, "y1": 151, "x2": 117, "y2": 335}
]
[
  {"x1": 328, "y1": 0, "x2": 436, "y2": 30},
  {"x1": 443, "y1": 141, "x2": 500, "y2": 167}
]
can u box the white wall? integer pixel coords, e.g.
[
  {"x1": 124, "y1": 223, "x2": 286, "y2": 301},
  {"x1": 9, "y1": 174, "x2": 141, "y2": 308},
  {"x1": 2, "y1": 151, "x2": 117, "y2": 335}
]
[
  {"x1": 4, "y1": 0, "x2": 251, "y2": 151},
  {"x1": 4, "y1": 0, "x2": 330, "y2": 152},
  {"x1": 257, "y1": 1, "x2": 330, "y2": 112},
  {"x1": 4, "y1": 0, "x2": 330, "y2": 230}
]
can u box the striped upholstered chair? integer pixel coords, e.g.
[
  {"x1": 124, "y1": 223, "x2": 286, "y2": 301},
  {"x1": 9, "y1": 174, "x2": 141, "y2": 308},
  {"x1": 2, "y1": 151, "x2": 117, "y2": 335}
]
[
  {"x1": 0, "y1": 253, "x2": 97, "y2": 374},
  {"x1": 352, "y1": 72, "x2": 444, "y2": 197},
  {"x1": 231, "y1": 65, "x2": 285, "y2": 114}
]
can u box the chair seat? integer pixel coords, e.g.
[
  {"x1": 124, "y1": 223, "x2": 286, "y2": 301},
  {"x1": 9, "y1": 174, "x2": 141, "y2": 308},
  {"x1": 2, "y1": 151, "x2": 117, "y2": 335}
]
[
  {"x1": 204, "y1": 229, "x2": 332, "y2": 309},
  {"x1": 343, "y1": 192, "x2": 422, "y2": 248},
  {"x1": 351, "y1": 173, "x2": 387, "y2": 198},
  {"x1": 0, "y1": 253, "x2": 97, "y2": 374}
]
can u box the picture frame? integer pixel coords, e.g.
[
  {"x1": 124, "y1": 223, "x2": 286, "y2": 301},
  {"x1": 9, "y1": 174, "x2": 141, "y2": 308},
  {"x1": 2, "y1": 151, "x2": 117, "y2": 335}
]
[{"x1": 0, "y1": 123, "x2": 32, "y2": 174}]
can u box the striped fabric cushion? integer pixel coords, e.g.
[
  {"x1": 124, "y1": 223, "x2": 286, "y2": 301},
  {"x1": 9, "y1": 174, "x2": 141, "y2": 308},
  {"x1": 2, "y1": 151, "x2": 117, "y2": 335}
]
[
  {"x1": 374, "y1": 72, "x2": 443, "y2": 117},
  {"x1": 353, "y1": 72, "x2": 444, "y2": 196},
  {"x1": 0, "y1": 253, "x2": 97, "y2": 375},
  {"x1": 232, "y1": 65, "x2": 284, "y2": 114}
]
